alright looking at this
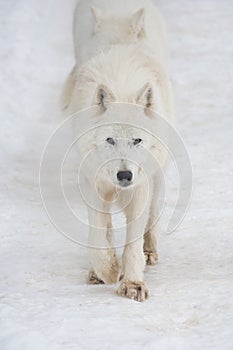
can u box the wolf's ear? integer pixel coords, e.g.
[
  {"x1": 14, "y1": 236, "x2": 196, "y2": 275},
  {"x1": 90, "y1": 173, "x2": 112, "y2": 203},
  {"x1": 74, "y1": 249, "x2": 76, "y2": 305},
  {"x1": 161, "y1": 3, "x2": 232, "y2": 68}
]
[
  {"x1": 130, "y1": 8, "x2": 145, "y2": 37},
  {"x1": 136, "y1": 83, "x2": 154, "y2": 110},
  {"x1": 94, "y1": 84, "x2": 116, "y2": 111},
  {"x1": 91, "y1": 6, "x2": 102, "y2": 21},
  {"x1": 91, "y1": 6, "x2": 103, "y2": 33}
]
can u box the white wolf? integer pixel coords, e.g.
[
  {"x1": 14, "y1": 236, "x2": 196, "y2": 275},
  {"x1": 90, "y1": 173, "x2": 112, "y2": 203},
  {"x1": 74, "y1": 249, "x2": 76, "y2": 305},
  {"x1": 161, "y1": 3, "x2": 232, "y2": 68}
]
[
  {"x1": 63, "y1": 0, "x2": 175, "y2": 301},
  {"x1": 62, "y1": 0, "x2": 168, "y2": 108}
]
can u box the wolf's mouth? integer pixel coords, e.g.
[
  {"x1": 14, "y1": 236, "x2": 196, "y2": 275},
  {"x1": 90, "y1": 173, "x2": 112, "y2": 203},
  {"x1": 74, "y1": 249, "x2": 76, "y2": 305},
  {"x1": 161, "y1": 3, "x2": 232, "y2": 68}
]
[{"x1": 117, "y1": 179, "x2": 133, "y2": 188}]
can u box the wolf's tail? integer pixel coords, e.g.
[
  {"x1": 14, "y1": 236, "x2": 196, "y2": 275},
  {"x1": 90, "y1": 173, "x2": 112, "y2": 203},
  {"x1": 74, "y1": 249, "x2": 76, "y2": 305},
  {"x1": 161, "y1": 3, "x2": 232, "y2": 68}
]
[{"x1": 61, "y1": 65, "x2": 76, "y2": 111}]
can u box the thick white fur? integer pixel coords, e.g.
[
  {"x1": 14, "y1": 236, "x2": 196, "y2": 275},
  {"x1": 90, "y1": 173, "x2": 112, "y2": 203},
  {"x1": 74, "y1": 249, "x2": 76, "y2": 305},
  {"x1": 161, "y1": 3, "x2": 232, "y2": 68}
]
[{"x1": 63, "y1": 0, "x2": 175, "y2": 301}]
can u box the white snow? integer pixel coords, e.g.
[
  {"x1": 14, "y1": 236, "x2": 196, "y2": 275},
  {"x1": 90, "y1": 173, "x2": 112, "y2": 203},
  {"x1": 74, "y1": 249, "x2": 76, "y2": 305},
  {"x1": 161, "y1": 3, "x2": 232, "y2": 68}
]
[{"x1": 1, "y1": 0, "x2": 233, "y2": 349}]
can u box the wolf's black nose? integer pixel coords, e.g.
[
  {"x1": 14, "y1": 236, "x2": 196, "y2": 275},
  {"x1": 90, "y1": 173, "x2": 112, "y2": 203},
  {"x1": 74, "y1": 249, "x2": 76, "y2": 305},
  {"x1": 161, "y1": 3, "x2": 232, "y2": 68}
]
[{"x1": 117, "y1": 171, "x2": 133, "y2": 183}]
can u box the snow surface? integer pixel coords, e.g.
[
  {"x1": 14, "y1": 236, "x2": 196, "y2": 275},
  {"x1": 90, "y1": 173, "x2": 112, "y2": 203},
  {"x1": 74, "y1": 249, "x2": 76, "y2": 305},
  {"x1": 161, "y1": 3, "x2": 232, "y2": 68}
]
[{"x1": 1, "y1": 0, "x2": 233, "y2": 349}]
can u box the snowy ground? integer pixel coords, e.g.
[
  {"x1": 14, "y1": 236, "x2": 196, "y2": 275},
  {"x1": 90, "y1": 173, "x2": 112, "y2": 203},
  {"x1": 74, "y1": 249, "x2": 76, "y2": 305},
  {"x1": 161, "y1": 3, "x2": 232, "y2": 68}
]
[{"x1": 1, "y1": 0, "x2": 233, "y2": 349}]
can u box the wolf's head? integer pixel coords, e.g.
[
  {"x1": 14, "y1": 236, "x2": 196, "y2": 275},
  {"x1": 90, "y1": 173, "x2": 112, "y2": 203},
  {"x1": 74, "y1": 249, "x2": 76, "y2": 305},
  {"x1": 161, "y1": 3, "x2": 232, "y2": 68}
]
[
  {"x1": 76, "y1": 100, "x2": 165, "y2": 190},
  {"x1": 87, "y1": 84, "x2": 154, "y2": 188},
  {"x1": 91, "y1": 6, "x2": 145, "y2": 43}
]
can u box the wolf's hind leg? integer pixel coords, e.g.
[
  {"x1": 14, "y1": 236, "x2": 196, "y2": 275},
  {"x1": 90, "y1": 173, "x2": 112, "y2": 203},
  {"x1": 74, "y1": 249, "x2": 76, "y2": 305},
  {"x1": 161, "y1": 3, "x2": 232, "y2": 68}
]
[
  {"x1": 144, "y1": 198, "x2": 159, "y2": 266},
  {"x1": 144, "y1": 229, "x2": 158, "y2": 266},
  {"x1": 87, "y1": 269, "x2": 104, "y2": 285}
]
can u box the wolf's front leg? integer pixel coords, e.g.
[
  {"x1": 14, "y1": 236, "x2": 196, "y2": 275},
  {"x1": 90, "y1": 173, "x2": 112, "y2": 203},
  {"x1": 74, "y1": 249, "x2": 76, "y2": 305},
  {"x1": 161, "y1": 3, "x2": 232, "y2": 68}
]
[
  {"x1": 118, "y1": 237, "x2": 149, "y2": 301},
  {"x1": 118, "y1": 186, "x2": 150, "y2": 301},
  {"x1": 87, "y1": 208, "x2": 119, "y2": 285}
]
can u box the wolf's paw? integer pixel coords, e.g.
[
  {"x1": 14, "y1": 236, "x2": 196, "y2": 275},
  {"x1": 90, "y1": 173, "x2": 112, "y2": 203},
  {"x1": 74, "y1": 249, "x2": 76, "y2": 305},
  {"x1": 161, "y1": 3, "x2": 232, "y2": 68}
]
[
  {"x1": 144, "y1": 250, "x2": 158, "y2": 266},
  {"x1": 87, "y1": 270, "x2": 105, "y2": 285},
  {"x1": 117, "y1": 280, "x2": 149, "y2": 302}
]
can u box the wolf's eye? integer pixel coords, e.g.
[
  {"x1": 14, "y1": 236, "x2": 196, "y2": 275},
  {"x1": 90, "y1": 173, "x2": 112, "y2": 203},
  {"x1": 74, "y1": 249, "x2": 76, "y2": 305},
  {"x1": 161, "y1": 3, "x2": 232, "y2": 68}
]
[
  {"x1": 133, "y1": 138, "x2": 142, "y2": 145},
  {"x1": 106, "y1": 137, "x2": 115, "y2": 146}
]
